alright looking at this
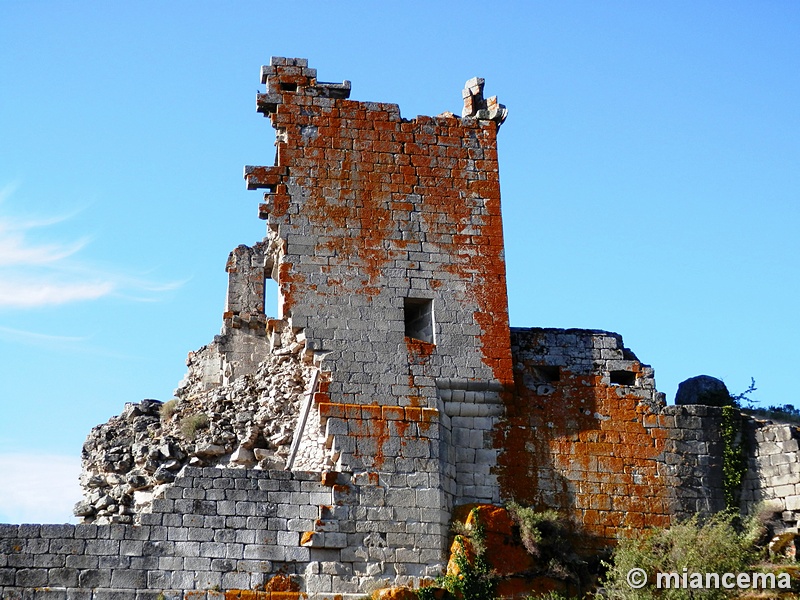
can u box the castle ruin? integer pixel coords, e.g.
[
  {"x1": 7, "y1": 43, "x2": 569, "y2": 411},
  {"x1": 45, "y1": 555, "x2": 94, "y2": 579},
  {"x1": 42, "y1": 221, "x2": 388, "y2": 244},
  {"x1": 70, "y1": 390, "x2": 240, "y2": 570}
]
[{"x1": 2, "y1": 57, "x2": 800, "y2": 599}]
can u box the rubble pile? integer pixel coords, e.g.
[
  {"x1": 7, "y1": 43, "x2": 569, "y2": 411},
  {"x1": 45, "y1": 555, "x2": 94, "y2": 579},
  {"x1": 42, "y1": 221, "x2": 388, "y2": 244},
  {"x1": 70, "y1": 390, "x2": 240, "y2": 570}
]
[{"x1": 75, "y1": 331, "x2": 314, "y2": 524}]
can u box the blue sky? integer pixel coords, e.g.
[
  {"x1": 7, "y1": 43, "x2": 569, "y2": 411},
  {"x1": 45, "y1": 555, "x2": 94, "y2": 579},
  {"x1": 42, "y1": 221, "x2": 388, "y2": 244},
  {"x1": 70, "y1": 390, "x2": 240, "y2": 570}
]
[{"x1": 1, "y1": 1, "x2": 798, "y2": 522}]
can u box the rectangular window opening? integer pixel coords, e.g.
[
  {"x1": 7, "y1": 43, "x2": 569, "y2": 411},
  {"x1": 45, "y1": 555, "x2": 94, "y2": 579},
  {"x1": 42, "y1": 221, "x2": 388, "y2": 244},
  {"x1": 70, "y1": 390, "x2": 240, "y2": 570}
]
[
  {"x1": 531, "y1": 365, "x2": 560, "y2": 383},
  {"x1": 610, "y1": 370, "x2": 636, "y2": 386},
  {"x1": 404, "y1": 298, "x2": 434, "y2": 344},
  {"x1": 280, "y1": 82, "x2": 298, "y2": 92},
  {"x1": 264, "y1": 277, "x2": 280, "y2": 319}
]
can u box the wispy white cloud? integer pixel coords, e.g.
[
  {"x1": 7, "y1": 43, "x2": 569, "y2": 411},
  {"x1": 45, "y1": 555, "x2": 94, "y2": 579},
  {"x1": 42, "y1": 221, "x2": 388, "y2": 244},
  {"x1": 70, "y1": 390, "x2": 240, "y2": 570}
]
[
  {"x1": 0, "y1": 232, "x2": 89, "y2": 267},
  {"x1": 0, "y1": 454, "x2": 81, "y2": 524},
  {"x1": 0, "y1": 279, "x2": 115, "y2": 308},
  {"x1": 0, "y1": 325, "x2": 86, "y2": 345},
  {"x1": 0, "y1": 183, "x2": 182, "y2": 308}
]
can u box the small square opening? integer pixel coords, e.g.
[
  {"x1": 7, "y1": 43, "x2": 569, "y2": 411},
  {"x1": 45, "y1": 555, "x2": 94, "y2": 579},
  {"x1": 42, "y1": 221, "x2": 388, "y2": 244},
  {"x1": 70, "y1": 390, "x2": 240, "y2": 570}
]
[
  {"x1": 404, "y1": 298, "x2": 434, "y2": 344},
  {"x1": 531, "y1": 365, "x2": 560, "y2": 383},
  {"x1": 610, "y1": 370, "x2": 636, "y2": 386}
]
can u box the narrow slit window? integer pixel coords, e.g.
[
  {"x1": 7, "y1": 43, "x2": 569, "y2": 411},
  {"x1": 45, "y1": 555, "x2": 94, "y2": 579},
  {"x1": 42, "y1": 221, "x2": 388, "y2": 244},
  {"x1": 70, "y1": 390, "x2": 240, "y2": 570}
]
[
  {"x1": 610, "y1": 370, "x2": 636, "y2": 386},
  {"x1": 264, "y1": 278, "x2": 280, "y2": 318},
  {"x1": 404, "y1": 298, "x2": 434, "y2": 344}
]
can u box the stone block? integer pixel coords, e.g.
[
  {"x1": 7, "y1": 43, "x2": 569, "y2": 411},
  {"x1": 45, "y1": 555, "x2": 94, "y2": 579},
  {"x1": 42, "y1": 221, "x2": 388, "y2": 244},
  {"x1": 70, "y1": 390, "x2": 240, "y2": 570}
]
[
  {"x1": 119, "y1": 539, "x2": 144, "y2": 556},
  {"x1": 199, "y1": 541, "x2": 227, "y2": 558},
  {"x1": 129, "y1": 556, "x2": 159, "y2": 571},
  {"x1": 170, "y1": 569, "x2": 197, "y2": 589},
  {"x1": 21, "y1": 538, "x2": 48, "y2": 555},
  {"x1": 157, "y1": 555, "x2": 184, "y2": 570},
  {"x1": 386, "y1": 488, "x2": 415, "y2": 507},
  {"x1": 79, "y1": 568, "x2": 111, "y2": 588},
  {"x1": 47, "y1": 567, "x2": 78, "y2": 587},
  {"x1": 93, "y1": 591, "x2": 138, "y2": 600},
  {"x1": 139, "y1": 513, "x2": 162, "y2": 526},
  {"x1": 785, "y1": 496, "x2": 800, "y2": 511},
  {"x1": 172, "y1": 540, "x2": 200, "y2": 557},
  {"x1": 774, "y1": 484, "x2": 797, "y2": 497},
  {"x1": 40, "y1": 525, "x2": 74, "y2": 539},
  {"x1": 85, "y1": 539, "x2": 120, "y2": 556},
  {"x1": 771, "y1": 453, "x2": 795, "y2": 467},
  {"x1": 244, "y1": 544, "x2": 284, "y2": 561},
  {"x1": 65, "y1": 553, "x2": 98, "y2": 569},
  {"x1": 187, "y1": 527, "x2": 214, "y2": 542},
  {"x1": 98, "y1": 554, "x2": 130, "y2": 569},
  {"x1": 196, "y1": 570, "x2": 223, "y2": 590},
  {"x1": 415, "y1": 489, "x2": 442, "y2": 509},
  {"x1": 135, "y1": 592, "x2": 166, "y2": 600}
]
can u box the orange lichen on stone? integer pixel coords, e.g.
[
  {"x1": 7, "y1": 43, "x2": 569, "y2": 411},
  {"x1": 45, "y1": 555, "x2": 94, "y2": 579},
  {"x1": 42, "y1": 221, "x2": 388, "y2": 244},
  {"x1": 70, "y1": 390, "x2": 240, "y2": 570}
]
[
  {"x1": 224, "y1": 594, "x2": 307, "y2": 600},
  {"x1": 404, "y1": 407, "x2": 422, "y2": 421},
  {"x1": 313, "y1": 392, "x2": 330, "y2": 404},
  {"x1": 265, "y1": 574, "x2": 301, "y2": 592},
  {"x1": 446, "y1": 535, "x2": 477, "y2": 577},
  {"x1": 361, "y1": 404, "x2": 382, "y2": 420},
  {"x1": 300, "y1": 531, "x2": 316, "y2": 546},
  {"x1": 320, "y1": 471, "x2": 338, "y2": 486},
  {"x1": 381, "y1": 406, "x2": 405, "y2": 421},
  {"x1": 405, "y1": 337, "x2": 435, "y2": 362},
  {"x1": 318, "y1": 403, "x2": 345, "y2": 419},
  {"x1": 495, "y1": 329, "x2": 673, "y2": 551},
  {"x1": 466, "y1": 505, "x2": 534, "y2": 576},
  {"x1": 247, "y1": 61, "x2": 515, "y2": 436},
  {"x1": 372, "y1": 588, "x2": 419, "y2": 600}
]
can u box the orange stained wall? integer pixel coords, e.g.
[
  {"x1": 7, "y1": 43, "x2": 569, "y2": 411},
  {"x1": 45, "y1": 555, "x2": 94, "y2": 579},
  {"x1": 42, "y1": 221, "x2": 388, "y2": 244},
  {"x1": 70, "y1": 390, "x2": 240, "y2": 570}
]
[{"x1": 495, "y1": 328, "x2": 674, "y2": 549}]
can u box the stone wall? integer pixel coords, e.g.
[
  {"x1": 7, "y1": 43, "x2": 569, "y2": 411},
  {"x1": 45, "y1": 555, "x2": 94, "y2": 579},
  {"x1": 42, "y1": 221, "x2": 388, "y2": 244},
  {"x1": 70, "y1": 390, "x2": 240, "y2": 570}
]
[
  {"x1": 742, "y1": 419, "x2": 800, "y2": 530},
  {"x1": 661, "y1": 404, "x2": 726, "y2": 517},
  {"x1": 492, "y1": 328, "x2": 800, "y2": 546},
  {"x1": 2, "y1": 467, "x2": 444, "y2": 599},
  {"x1": 495, "y1": 328, "x2": 673, "y2": 550}
]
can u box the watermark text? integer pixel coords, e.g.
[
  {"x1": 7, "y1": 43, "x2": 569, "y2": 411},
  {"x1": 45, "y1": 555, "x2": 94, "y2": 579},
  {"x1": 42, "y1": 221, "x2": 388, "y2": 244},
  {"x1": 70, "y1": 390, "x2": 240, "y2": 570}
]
[{"x1": 626, "y1": 568, "x2": 791, "y2": 590}]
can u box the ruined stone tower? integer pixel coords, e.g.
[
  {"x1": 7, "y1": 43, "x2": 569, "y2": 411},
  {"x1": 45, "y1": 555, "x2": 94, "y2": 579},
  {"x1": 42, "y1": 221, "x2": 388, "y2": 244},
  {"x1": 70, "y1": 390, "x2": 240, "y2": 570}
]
[{"x1": 242, "y1": 57, "x2": 513, "y2": 504}]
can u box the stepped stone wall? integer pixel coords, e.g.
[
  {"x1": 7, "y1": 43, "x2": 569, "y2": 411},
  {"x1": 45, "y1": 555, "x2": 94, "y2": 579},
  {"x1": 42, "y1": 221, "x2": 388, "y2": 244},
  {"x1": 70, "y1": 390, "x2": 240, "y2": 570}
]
[{"x1": 3, "y1": 57, "x2": 800, "y2": 598}]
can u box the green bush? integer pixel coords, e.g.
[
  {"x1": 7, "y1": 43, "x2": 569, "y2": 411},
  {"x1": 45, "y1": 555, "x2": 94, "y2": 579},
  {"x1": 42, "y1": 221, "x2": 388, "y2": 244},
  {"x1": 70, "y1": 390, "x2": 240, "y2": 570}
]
[
  {"x1": 743, "y1": 403, "x2": 800, "y2": 426},
  {"x1": 179, "y1": 413, "x2": 209, "y2": 440},
  {"x1": 160, "y1": 399, "x2": 179, "y2": 421},
  {"x1": 602, "y1": 511, "x2": 763, "y2": 600},
  {"x1": 416, "y1": 507, "x2": 496, "y2": 600},
  {"x1": 506, "y1": 502, "x2": 565, "y2": 558},
  {"x1": 721, "y1": 405, "x2": 747, "y2": 510},
  {"x1": 506, "y1": 502, "x2": 582, "y2": 584}
]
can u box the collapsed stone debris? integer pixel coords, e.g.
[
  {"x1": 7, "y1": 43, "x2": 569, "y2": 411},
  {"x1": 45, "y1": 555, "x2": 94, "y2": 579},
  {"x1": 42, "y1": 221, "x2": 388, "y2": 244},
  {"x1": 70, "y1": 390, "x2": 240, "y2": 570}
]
[{"x1": 2, "y1": 57, "x2": 800, "y2": 599}]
